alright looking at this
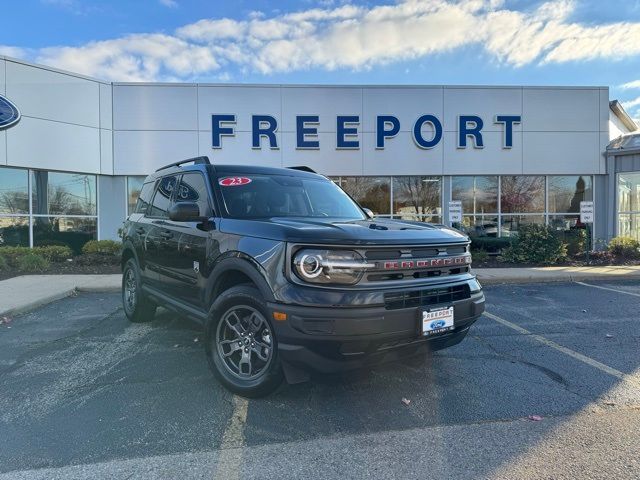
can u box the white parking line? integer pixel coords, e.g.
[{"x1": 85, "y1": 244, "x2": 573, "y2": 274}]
[
  {"x1": 483, "y1": 312, "x2": 640, "y2": 388},
  {"x1": 575, "y1": 281, "x2": 640, "y2": 298},
  {"x1": 213, "y1": 395, "x2": 248, "y2": 480}
]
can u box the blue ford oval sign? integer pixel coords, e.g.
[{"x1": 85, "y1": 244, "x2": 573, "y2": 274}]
[{"x1": 0, "y1": 95, "x2": 20, "y2": 130}]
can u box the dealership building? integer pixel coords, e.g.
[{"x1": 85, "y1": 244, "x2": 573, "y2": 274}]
[{"x1": 0, "y1": 55, "x2": 639, "y2": 251}]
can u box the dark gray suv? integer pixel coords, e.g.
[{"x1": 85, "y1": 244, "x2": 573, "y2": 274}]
[{"x1": 120, "y1": 156, "x2": 485, "y2": 397}]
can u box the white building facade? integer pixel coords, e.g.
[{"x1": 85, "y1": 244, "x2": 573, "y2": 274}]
[{"x1": 0, "y1": 56, "x2": 638, "y2": 252}]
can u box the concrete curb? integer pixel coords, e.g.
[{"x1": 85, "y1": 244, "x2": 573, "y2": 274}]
[
  {"x1": 0, "y1": 275, "x2": 122, "y2": 318},
  {"x1": 478, "y1": 274, "x2": 640, "y2": 285}
]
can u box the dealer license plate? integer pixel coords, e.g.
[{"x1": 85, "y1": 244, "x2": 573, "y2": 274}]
[{"x1": 421, "y1": 307, "x2": 454, "y2": 336}]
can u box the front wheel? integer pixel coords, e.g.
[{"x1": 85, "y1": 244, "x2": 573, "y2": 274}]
[
  {"x1": 122, "y1": 259, "x2": 156, "y2": 323},
  {"x1": 205, "y1": 285, "x2": 283, "y2": 398}
]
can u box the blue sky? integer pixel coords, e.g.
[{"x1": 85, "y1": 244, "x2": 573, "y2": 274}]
[{"x1": 2, "y1": 0, "x2": 640, "y2": 121}]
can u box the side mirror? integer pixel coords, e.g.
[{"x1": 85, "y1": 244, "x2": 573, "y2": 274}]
[
  {"x1": 362, "y1": 208, "x2": 374, "y2": 219},
  {"x1": 169, "y1": 202, "x2": 201, "y2": 222}
]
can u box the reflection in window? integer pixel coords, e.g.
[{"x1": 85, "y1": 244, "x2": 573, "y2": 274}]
[
  {"x1": 451, "y1": 176, "x2": 498, "y2": 214},
  {"x1": 0, "y1": 167, "x2": 29, "y2": 214},
  {"x1": 618, "y1": 173, "x2": 640, "y2": 214},
  {"x1": 336, "y1": 177, "x2": 391, "y2": 215},
  {"x1": 32, "y1": 171, "x2": 96, "y2": 216},
  {"x1": 127, "y1": 176, "x2": 145, "y2": 215},
  {"x1": 33, "y1": 216, "x2": 97, "y2": 253},
  {"x1": 135, "y1": 182, "x2": 155, "y2": 215},
  {"x1": 548, "y1": 176, "x2": 593, "y2": 213},
  {"x1": 500, "y1": 176, "x2": 545, "y2": 213},
  {"x1": 177, "y1": 173, "x2": 210, "y2": 217},
  {"x1": 459, "y1": 215, "x2": 499, "y2": 238},
  {"x1": 500, "y1": 215, "x2": 544, "y2": 237},
  {"x1": 0, "y1": 216, "x2": 29, "y2": 246},
  {"x1": 393, "y1": 176, "x2": 441, "y2": 219},
  {"x1": 149, "y1": 176, "x2": 177, "y2": 218},
  {"x1": 618, "y1": 213, "x2": 640, "y2": 241}
]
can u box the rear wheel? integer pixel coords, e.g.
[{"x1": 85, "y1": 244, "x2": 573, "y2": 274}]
[
  {"x1": 122, "y1": 258, "x2": 156, "y2": 323},
  {"x1": 206, "y1": 285, "x2": 283, "y2": 397}
]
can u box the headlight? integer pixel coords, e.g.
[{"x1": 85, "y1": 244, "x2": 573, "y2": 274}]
[{"x1": 292, "y1": 249, "x2": 374, "y2": 285}]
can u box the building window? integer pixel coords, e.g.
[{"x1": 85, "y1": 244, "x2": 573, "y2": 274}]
[
  {"x1": 452, "y1": 176, "x2": 498, "y2": 237},
  {"x1": 393, "y1": 176, "x2": 441, "y2": 223},
  {"x1": 334, "y1": 177, "x2": 391, "y2": 216},
  {"x1": 618, "y1": 172, "x2": 640, "y2": 241},
  {"x1": 0, "y1": 166, "x2": 98, "y2": 251},
  {"x1": 548, "y1": 176, "x2": 593, "y2": 214},
  {"x1": 127, "y1": 176, "x2": 146, "y2": 215},
  {"x1": 500, "y1": 176, "x2": 545, "y2": 213}
]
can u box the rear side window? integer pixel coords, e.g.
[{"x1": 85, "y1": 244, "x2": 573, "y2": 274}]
[
  {"x1": 135, "y1": 182, "x2": 155, "y2": 214},
  {"x1": 148, "y1": 175, "x2": 178, "y2": 218},
  {"x1": 177, "y1": 172, "x2": 212, "y2": 216}
]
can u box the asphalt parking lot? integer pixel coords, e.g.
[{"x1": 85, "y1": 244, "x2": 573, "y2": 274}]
[{"x1": 1, "y1": 280, "x2": 639, "y2": 479}]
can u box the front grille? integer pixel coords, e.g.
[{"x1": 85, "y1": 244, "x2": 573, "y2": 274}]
[
  {"x1": 384, "y1": 284, "x2": 471, "y2": 310},
  {"x1": 364, "y1": 245, "x2": 467, "y2": 260}
]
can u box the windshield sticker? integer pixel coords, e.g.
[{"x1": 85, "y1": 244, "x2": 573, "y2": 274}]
[{"x1": 219, "y1": 177, "x2": 252, "y2": 187}]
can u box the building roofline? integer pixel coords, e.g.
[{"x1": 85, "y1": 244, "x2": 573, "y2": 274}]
[{"x1": 609, "y1": 100, "x2": 638, "y2": 132}]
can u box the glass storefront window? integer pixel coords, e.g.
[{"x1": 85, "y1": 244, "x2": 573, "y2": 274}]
[
  {"x1": 500, "y1": 176, "x2": 545, "y2": 213},
  {"x1": 459, "y1": 215, "x2": 499, "y2": 237},
  {"x1": 548, "y1": 176, "x2": 593, "y2": 213},
  {"x1": 618, "y1": 173, "x2": 640, "y2": 214},
  {"x1": 0, "y1": 167, "x2": 29, "y2": 214},
  {"x1": 618, "y1": 213, "x2": 640, "y2": 241},
  {"x1": 393, "y1": 213, "x2": 442, "y2": 224},
  {"x1": 393, "y1": 176, "x2": 441, "y2": 218},
  {"x1": 32, "y1": 171, "x2": 97, "y2": 216},
  {"x1": 0, "y1": 216, "x2": 29, "y2": 246},
  {"x1": 451, "y1": 176, "x2": 498, "y2": 214},
  {"x1": 127, "y1": 176, "x2": 145, "y2": 215},
  {"x1": 337, "y1": 177, "x2": 391, "y2": 215},
  {"x1": 500, "y1": 215, "x2": 544, "y2": 237},
  {"x1": 33, "y1": 216, "x2": 97, "y2": 253}
]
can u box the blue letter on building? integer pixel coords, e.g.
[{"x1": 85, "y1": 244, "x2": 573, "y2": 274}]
[
  {"x1": 413, "y1": 114, "x2": 442, "y2": 149},
  {"x1": 296, "y1": 115, "x2": 320, "y2": 149},
  {"x1": 212, "y1": 114, "x2": 236, "y2": 149},
  {"x1": 458, "y1": 115, "x2": 484, "y2": 148},
  {"x1": 376, "y1": 115, "x2": 400, "y2": 149},
  {"x1": 495, "y1": 115, "x2": 521, "y2": 148},
  {"x1": 252, "y1": 115, "x2": 278, "y2": 149},
  {"x1": 337, "y1": 115, "x2": 359, "y2": 149}
]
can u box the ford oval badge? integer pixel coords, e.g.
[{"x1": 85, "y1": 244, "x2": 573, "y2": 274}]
[
  {"x1": 430, "y1": 320, "x2": 446, "y2": 329},
  {"x1": 0, "y1": 95, "x2": 20, "y2": 130}
]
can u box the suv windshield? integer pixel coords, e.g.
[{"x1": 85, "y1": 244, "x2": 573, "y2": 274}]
[{"x1": 217, "y1": 174, "x2": 366, "y2": 220}]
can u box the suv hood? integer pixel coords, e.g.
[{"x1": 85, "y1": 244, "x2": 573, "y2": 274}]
[{"x1": 220, "y1": 217, "x2": 468, "y2": 245}]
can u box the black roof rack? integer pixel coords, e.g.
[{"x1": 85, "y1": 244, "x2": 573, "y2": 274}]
[
  {"x1": 156, "y1": 156, "x2": 211, "y2": 172},
  {"x1": 287, "y1": 166, "x2": 316, "y2": 173}
]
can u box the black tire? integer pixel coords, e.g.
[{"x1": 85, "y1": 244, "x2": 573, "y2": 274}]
[
  {"x1": 205, "y1": 285, "x2": 283, "y2": 398},
  {"x1": 122, "y1": 258, "x2": 157, "y2": 323}
]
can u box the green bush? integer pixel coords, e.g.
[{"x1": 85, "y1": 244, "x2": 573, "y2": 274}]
[
  {"x1": 33, "y1": 245, "x2": 73, "y2": 262},
  {"x1": 502, "y1": 224, "x2": 568, "y2": 264},
  {"x1": 607, "y1": 236, "x2": 640, "y2": 259},
  {"x1": 82, "y1": 240, "x2": 122, "y2": 256},
  {"x1": 559, "y1": 228, "x2": 588, "y2": 256},
  {"x1": 0, "y1": 255, "x2": 8, "y2": 271},
  {"x1": 469, "y1": 236, "x2": 514, "y2": 253},
  {"x1": 0, "y1": 246, "x2": 31, "y2": 267},
  {"x1": 15, "y1": 253, "x2": 50, "y2": 273},
  {"x1": 471, "y1": 249, "x2": 489, "y2": 263}
]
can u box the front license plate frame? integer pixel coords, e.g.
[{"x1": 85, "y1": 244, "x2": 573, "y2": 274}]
[{"x1": 421, "y1": 306, "x2": 455, "y2": 336}]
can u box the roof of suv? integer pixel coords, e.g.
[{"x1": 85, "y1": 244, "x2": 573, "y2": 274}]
[{"x1": 144, "y1": 163, "x2": 323, "y2": 183}]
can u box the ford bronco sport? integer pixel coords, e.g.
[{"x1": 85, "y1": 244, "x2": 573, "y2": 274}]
[{"x1": 121, "y1": 156, "x2": 485, "y2": 397}]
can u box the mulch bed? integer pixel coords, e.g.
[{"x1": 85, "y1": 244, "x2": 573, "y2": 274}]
[{"x1": 0, "y1": 255, "x2": 121, "y2": 281}]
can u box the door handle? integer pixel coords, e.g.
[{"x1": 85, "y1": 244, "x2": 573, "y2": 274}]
[
  {"x1": 135, "y1": 227, "x2": 145, "y2": 235},
  {"x1": 160, "y1": 230, "x2": 173, "y2": 240}
]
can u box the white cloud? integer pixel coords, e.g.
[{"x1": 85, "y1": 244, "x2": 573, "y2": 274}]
[
  {"x1": 0, "y1": 46, "x2": 28, "y2": 58},
  {"x1": 158, "y1": 0, "x2": 178, "y2": 8},
  {"x1": 622, "y1": 96, "x2": 640, "y2": 110},
  {"x1": 620, "y1": 80, "x2": 640, "y2": 90},
  {"x1": 6, "y1": 0, "x2": 640, "y2": 81}
]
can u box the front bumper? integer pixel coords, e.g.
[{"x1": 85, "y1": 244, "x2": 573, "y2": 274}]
[{"x1": 267, "y1": 282, "x2": 485, "y2": 374}]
